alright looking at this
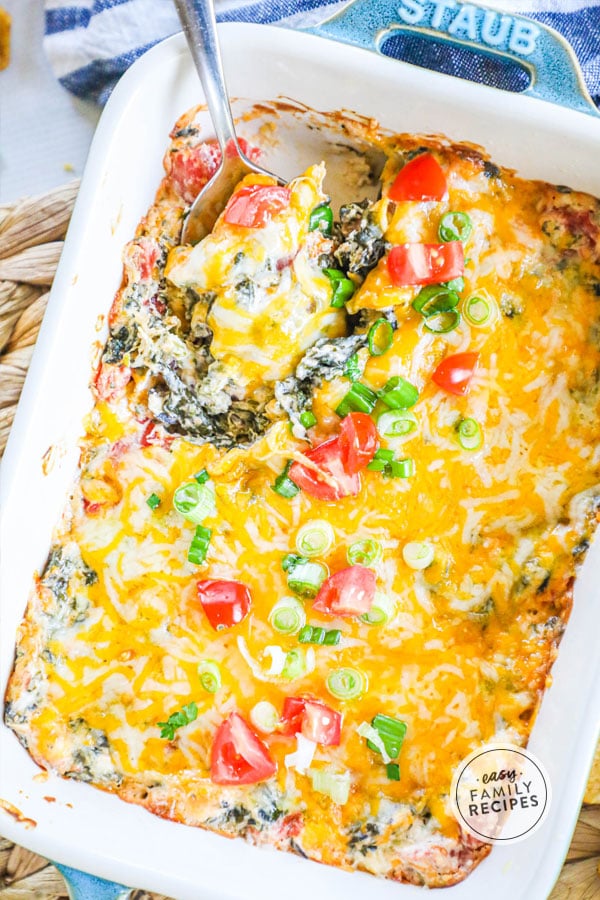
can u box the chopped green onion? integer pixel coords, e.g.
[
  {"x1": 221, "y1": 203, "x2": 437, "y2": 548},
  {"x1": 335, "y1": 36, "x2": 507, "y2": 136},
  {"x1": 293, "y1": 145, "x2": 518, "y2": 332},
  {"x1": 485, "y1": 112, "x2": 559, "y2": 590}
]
[
  {"x1": 402, "y1": 540, "x2": 434, "y2": 570},
  {"x1": 413, "y1": 285, "x2": 460, "y2": 318},
  {"x1": 173, "y1": 480, "x2": 216, "y2": 524},
  {"x1": 324, "y1": 268, "x2": 355, "y2": 308},
  {"x1": 250, "y1": 700, "x2": 279, "y2": 734},
  {"x1": 378, "y1": 376, "x2": 419, "y2": 410},
  {"x1": 344, "y1": 353, "x2": 362, "y2": 382},
  {"x1": 388, "y1": 457, "x2": 414, "y2": 478},
  {"x1": 386, "y1": 762, "x2": 401, "y2": 781},
  {"x1": 282, "y1": 553, "x2": 306, "y2": 572},
  {"x1": 309, "y1": 204, "x2": 333, "y2": 235},
  {"x1": 438, "y1": 211, "x2": 473, "y2": 243},
  {"x1": 197, "y1": 659, "x2": 221, "y2": 693},
  {"x1": 299, "y1": 410, "x2": 318, "y2": 429},
  {"x1": 326, "y1": 667, "x2": 367, "y2": 700},
  {"x1": 372, "y1": 448, "x2": 395, "y2": 462},
  {"x1": 366, "y1": 448, "x2": 394, "y2": 472},
  {"x1": 464, "y1": 295, "x2": 497, "y2": 327},
  {"x1": 377, "y1": 410, "x2": 417, "y2": 440},
  {"x1": 357, "y1": 721, "x2": 390, "y2": 761},
  {"x1": 158, "y1": 702, "x2": 198, "y2": 741},
  {"x1": 445, "y1": 276, "x2": 465, "y2": 293},
  {"x1": 282, "y1": 648, "x2": 308, "y2": 680},
  {"x1": 308, "y1": 769, "x2": 351, "y2": 805},
  {"x1": 367, "y1": 449, "x2": 414, "y2": 478},
  {"x1": 269, "y1": 597, "x2": 306, "y2": 635},
  {"x1": 188, "y1": 524, "x2": 212, "y2": 565},
  {"x1": 347, "y1": 538, "x2": 382, "y2": 566},
  {"x1": 367, "y1": 318, "x2": 394, "y2": 356},
  {"x1": 423, "y1": 309, "x2": 461, "y2": 333},
  {"x1": 193, "y1": 469, "x2": 210, "y2": 485},
  {"x1": 146, "y1": 492, "x2": 161, "y2": 510},
  {"x1": 323, "y1": 628, "x2": 342, "y2": 646},
  {"x1": 287, "y1": 560, "x2": 328, "y2": 598},
  {"x1": 335, "y1": 382, "x2": 378, "y2": 417},
  {"x1": 295, "y1": 519, "x2": 334, "y2": 557},
  {"x1": 361, "y1": 591, "x2": 396, "y2": 626},
  {"x1": 298, "y1": 625, "x2": 341, "y2": 645},
  {"x1": 456, "y1": 417, "x2": 482, "y2": 450},
  {"x1": 299, "y1": 625, "x2": 326, "y2": 644},
  {"x1": 367, "y1": 714, "x2": 407, "y2": 760},
  {"x1": 272, "y1": 461, "x2": 300, "y2": 499}
]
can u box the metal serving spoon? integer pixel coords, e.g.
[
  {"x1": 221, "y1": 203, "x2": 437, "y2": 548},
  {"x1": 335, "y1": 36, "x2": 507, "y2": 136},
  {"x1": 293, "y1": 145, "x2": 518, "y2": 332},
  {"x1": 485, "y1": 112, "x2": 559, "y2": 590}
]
[{"x1": 174, "y1": 0, "x2": 285, "y2": 244}]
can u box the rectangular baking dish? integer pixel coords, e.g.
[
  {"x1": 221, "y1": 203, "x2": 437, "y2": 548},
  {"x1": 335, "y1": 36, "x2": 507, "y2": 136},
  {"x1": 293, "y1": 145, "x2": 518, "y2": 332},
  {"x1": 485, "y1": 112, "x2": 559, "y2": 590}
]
[{"x1": 2, "y1": 4, "x2": 600, "y2": 898}]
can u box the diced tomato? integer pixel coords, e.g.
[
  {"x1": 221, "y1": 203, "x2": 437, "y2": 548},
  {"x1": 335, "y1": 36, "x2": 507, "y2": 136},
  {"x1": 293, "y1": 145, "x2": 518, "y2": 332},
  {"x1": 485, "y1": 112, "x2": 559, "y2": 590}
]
[
  {"x1": 94, "y1": 363, "x2": 132, "y2": 402},
  {"x1": 432, "y1": 352, "x2": 479, "y2": 396},
  {"x1": 166, "y1": 138, "x2": 261, "y2": 205},
  {"x1": 166, "y1": 142, "x2": 221, "y2": 204},
  {"x1": 144, "y1": 295, "x2": 166, "y2": 316},
  {"x1": 277, "y1": 812, "x2": 303, "y2": 839},
  {"x1": 123, "y1": 238, "x2": 159, "y2": 282},
  {"x1": 197, "y1": 579, "x2": 252, "y2": 630},
  {"x1": 139, "y1": 420, "x2": 173, "y2": 449},
  {"x1": 288, "y1": 437, "x2": 361, "y2": 502},
  {"x1": 387, "y1": 242, "x2": 464, "y2": 286},
  {"x1": 388, "y1": 153, "x2": 448, "y2": 202},
  {"x1": 227, "y1": 137, "x2": 260, "y2": 161},
  {"x1": 211, "y1": 712, "x2": 276, "y2": 785},
  {"x1": 281, "y1": 698, "x2": 341, "y2": 746},
  {"x1": 339, "y1": 413, "x2": 379, "y2": 475},
  {"x1": 82, "y1": 499, "x2": 102, "y2": 516},
  {"x1": 224, "y1": 184, "x2": 291, "y2": 228},
  {"x1": 312, "y1": 565, "x2": 376, "y2": 617}
]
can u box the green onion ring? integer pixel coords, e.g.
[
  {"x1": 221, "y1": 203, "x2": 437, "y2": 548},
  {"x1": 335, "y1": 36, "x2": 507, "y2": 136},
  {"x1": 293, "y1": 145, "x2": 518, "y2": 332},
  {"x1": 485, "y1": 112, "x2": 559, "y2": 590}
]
[
  {"x1": 438, "y1": 211, "x2": 473, "y2": 243},
  {"x1": 367, "y1": 318, "x2": 394, "y2": 356},
  {"x1": 198, "y1": 659, "x2": 221, "y2": 693},
  {"x1": 347, "y1": 538, "x2": 382, "y2": 567},
  {"x1": 295, "y1": 519, "x2": 335, "y2": 557},
  {"x1": 457, "y1": 417, "x2": 483, "y2": 450},
  {"x1": 326, "y1": 667, "x2": 367, "y2": 700},
  {"x1": 269, "y1": 597, "x2": 306, "y2": 635},
  {"x1": 423, "y1": 309, "x2": 461, "y2": 333}
]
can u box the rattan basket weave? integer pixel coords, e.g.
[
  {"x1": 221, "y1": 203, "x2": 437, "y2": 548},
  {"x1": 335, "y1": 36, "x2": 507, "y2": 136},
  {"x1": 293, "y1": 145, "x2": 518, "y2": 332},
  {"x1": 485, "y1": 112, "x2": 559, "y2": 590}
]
[{"x1": 0, "y1": 183, "x2": 598, "y2": 898}]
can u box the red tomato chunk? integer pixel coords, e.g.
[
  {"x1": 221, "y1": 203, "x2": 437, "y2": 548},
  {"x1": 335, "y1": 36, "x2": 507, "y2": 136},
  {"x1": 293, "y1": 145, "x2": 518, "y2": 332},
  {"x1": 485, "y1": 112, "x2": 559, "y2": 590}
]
[
  {"x1": 432, "y1": 352, "x2": 479, "y2": 396},
  {"x1": 388, "y1": 153, "x2": 448, "y2": 202},
  {"x1": 197, "y1": 579, "x2": 252, "y2": 630},
  {"x1": 339, "y1": 412, "x2": 379, "y2": 475},
  {"x1": 281, "y1": 698, "x2": 341, "y2": 746},
  {"x1": 387, "y1": 242, "x2": 464, "y2": 286},
  {"x1": 312, "y1": 565, "x2": 376, "y2": 617},
  {"x1": 211, "y1": 713, "x2": 276, "y2": 785},
  {"x1": 224, "y1": 184, "x2": 291, "y2": 228},
  {"x1": 289, "y1": 437, "x2": 360, "y2": 501}
]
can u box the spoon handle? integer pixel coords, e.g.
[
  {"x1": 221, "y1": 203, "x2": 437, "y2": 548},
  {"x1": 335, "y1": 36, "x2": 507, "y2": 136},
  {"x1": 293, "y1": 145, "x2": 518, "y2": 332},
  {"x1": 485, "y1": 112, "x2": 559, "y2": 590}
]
[{"x1": 173, "y1": 0, "x2": 240, "y2": 152}]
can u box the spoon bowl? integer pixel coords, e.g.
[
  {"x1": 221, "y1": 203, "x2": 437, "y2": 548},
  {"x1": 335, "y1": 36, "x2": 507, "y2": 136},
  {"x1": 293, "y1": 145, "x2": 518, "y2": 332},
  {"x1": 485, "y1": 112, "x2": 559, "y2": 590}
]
[{"x1": 174, "y1": 0, "x2": 285, "y2": 244}]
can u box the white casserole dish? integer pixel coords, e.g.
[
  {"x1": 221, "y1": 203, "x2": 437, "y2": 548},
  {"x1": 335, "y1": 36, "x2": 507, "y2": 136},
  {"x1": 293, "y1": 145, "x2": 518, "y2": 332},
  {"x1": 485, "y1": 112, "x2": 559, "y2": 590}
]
[{"x1": 2, "y1": 6, "x2": 600, "y2": 898}]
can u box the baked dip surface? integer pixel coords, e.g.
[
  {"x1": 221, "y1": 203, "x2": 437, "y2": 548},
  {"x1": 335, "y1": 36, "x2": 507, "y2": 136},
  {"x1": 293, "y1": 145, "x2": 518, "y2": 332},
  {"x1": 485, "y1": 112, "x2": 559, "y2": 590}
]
[{"x1": 6, "y1": 106, "x2": 600, "y2": 888}]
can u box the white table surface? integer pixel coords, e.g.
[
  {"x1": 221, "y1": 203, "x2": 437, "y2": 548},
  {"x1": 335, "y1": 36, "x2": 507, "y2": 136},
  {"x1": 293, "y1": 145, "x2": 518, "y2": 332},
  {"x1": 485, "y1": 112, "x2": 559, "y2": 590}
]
[{"x1": 0, "y1": 0, "x2": 100, "y2": 204}]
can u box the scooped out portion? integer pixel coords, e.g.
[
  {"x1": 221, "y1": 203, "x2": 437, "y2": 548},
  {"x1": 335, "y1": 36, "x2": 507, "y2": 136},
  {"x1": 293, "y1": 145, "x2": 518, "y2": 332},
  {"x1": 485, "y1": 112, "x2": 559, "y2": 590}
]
[{"x1": 166, "y1": 164, "x2": 347, "y2": 390}]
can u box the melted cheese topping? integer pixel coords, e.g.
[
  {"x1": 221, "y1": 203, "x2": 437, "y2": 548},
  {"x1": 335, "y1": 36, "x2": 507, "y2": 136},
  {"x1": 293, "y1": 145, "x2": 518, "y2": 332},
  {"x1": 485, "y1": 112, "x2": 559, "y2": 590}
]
[
  {"x1": 7, "y1": 119, "x2": 600, "y2": 889},
  {"x1": 166, "y1": 164, "x2": 345, "y2": 387}
]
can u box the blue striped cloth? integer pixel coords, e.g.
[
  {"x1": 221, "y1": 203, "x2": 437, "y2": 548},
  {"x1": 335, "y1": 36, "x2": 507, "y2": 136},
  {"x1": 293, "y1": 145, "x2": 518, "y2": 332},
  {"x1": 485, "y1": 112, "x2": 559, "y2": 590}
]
[{"x1": 44, "y1": 0, "x2": 600, "y2": 107}]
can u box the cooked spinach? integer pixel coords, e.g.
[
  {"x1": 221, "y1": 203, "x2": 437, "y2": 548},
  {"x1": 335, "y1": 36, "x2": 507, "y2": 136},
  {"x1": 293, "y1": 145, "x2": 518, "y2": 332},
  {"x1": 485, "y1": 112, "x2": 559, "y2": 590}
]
[
  {"x1": 334, "y1": 200, "x2": 387, "y2": 279},
  {"x1": 41, "y1": 544, "x2": 97, "y2": 631},
  {"x1": 275, "y1": 333, "x2": 368, "y2": 425}
]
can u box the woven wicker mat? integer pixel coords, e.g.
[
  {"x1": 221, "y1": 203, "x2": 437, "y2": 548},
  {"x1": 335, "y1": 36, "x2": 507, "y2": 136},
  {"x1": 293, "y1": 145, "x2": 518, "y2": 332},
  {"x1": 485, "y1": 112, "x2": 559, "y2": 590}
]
[{"x1": 0, "y1": 183, "x2": 599, "y2": 899}]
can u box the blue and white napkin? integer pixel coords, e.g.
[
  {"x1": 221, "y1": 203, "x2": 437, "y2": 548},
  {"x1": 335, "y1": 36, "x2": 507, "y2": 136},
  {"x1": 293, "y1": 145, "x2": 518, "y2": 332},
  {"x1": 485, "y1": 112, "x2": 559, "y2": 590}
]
[{"x1": 44, "y1": 0, "x2": 600, "y2": 107}]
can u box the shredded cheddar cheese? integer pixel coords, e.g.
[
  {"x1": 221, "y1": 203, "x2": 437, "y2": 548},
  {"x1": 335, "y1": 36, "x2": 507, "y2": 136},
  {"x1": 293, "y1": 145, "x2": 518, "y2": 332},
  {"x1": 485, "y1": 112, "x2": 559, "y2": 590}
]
[{"x1": 6, "y1": 106, "x2": 600, "y2": 889}]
